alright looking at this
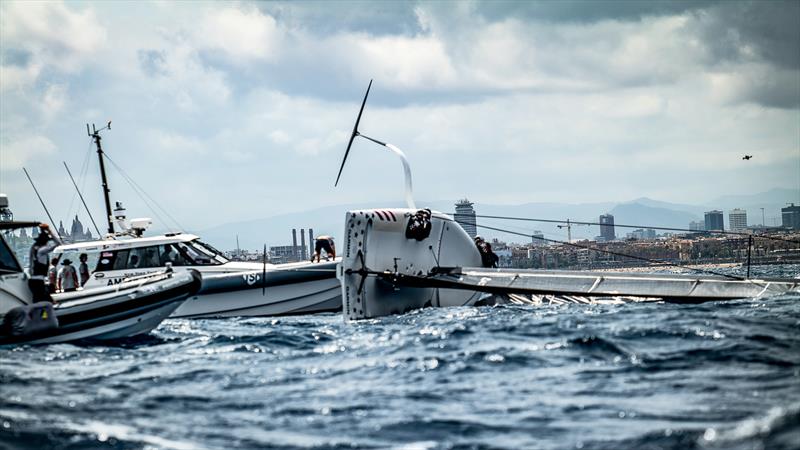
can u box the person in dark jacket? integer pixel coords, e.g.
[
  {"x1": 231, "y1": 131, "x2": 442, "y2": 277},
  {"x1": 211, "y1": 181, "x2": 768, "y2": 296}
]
[
  {"x1": 28, "y1": 224, "x2": 63, "y2": 302},
  {"x1": 78, "y1": 253, "x2": 91, "y2": 286},
  {"x1": 474, "y1": 235, "x2": 499, "y2": 268}
]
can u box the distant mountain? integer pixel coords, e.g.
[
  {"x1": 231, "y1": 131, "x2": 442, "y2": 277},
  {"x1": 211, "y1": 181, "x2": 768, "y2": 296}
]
[
  {"x1": 707, "y1": 188, "x2": 799, "y2": 209},
  {"x1": 609, "y1": 203, "x2": 700, "y2": 232},
  {"x1": 623, "y1": 197, "x2": 708, "y2": 217}
]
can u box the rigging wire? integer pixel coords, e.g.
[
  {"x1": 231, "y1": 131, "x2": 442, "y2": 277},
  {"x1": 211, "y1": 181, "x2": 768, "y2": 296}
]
[
  {"x1": 460, "y1": 213, "x2": 800, "y2": 245},
  {"x1": 102, "y1": 153, "x2": 185, "y2": 232},
  {"x1": 104, "y1": 159, "x2": 172, "y2": 232},
  {"x1": 64, "y1": 137, "x2": 95, "y2": 225},
  {"x1": 475, "y1": 222, "x2": 746, "y2": 281},
  {"x1": 64, "y1": 161, "x2": 102, "y2": 237}
]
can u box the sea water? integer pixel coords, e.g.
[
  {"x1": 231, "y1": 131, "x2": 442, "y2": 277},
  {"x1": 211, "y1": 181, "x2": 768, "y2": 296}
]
[{"x1": 1, "y1": 265, "x2": 798, "y2": 449}]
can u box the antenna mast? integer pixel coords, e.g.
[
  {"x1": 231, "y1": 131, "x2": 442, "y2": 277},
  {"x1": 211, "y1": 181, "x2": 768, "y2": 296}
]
[{"x1": 88, "y1": 122, "x2": 114, "y2": 234}]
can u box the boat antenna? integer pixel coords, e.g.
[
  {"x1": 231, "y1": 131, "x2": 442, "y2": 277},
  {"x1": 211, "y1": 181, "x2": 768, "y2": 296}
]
[
  {"x1": 63, "y1": 161, "x2": 102, "y2": 237},
  {"x1": 262, "y1": 243, "x2": 267, "y2": 296},
  {"x1": 22, "y1": 167, "x2": 61, "y2": 240},
  {"x1": 334, "y1": 80, "x2": 416, "y2": 209},
  {"x1": 88, "y1": 121, "x2": 114, "y2": 234}
]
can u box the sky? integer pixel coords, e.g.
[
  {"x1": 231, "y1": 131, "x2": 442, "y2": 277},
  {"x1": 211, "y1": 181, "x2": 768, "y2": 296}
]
[{"x1": 1, "y1": 0, "x2": 799, "y2": 233}]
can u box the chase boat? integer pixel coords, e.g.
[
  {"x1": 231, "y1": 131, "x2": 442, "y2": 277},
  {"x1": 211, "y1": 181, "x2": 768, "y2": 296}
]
[
  {"x1": 52, "y1": 206, "x2": 340, "y2": 318},
  {"x1": 0, "y1": 220, "x2": 200, "y2": 345},
  {"x1": 53, "y1": 122, "x2": 341, "y2": 318}
]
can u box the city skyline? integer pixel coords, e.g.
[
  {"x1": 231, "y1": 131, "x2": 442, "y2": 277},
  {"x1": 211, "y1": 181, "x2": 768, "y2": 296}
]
[{"x1": 1, "y1": 1, "x2": 798, "y2": 232}]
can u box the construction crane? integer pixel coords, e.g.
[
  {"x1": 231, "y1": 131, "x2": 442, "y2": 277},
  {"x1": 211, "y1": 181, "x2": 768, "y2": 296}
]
[{"x1": 556, "y1": 219, "x2": 590, "y2": 243}]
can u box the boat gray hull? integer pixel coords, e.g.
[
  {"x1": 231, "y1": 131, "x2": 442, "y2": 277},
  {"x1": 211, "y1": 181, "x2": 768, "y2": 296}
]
[{"x1": 170, "y1": 261, "x2": 341, "y2": 318}]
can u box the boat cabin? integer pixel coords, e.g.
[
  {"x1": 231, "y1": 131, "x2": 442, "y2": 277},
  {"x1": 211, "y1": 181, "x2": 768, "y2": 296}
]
[{"x1": 53, "y1": 233, "x2": 229, "y2": 288}]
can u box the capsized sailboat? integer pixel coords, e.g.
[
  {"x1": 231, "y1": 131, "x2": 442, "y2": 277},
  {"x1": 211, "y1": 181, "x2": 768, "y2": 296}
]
[{"x1": 333, "y1": 81, "x2": 800, "y2": 320}]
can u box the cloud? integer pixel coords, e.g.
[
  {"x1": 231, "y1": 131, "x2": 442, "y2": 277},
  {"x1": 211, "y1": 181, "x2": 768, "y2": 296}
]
[
  {"x1": 0, "y1": 135, "x2": 58, "y2": 170},
  {"x1": 195, "y1": 5, "x2": 282, "y2": 64},
  {"x1": 0, "y1": 1, "x2": 106, "y2": 90},
  {"x1": 0, "y1": 0, "x2": 797, "y2": 230}
]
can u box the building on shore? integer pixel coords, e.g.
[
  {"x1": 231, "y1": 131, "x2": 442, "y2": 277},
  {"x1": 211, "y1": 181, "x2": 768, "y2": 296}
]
[
  {"x1": 729, "y1": 209, "x2": 747, "y2": 231},
  {"x1": 454, "y1": 199, "x2": 477, "y2": 238},
  {"x1": 599, "y1": 213, "x2": 616, "y2": 241},
  {"x1": 627, "y1": 228, "x2": 656, "y2": 240},
  {"x1": 54, "y1": 215, "x2": 94, "y2": 242},
  {"x1": 704, "y1": 210, "x2": 724, "y2": 232},
  {"x1": 689, "y1": 220, "x2": 705, "y2": 231},
  {"x1": 782, "y1": 203, "x2": 800, "y2": 230},
  {"x1": 269, "y1": 245, "x2": 298, "y2": 264}
]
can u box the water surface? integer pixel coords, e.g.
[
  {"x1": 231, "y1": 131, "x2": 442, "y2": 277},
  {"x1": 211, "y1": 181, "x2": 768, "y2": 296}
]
[{"x1": 1, "y1": 265, "x2": 798, "y2": 449}]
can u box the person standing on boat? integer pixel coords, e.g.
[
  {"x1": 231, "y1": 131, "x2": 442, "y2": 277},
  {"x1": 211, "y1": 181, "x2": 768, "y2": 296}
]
[
  {"x1": 474, "y1": 236, "x2": 499, "y2": 268},
  {"x1": 312, "y1": 235, "x2": 335, "y2": 262},
  {"x1": 78, "y1": 253, "x2": 90, "y2": 286},
  {"x1": 28, "y1": 224, "x2": 63, "y2": 302},
  {"x1": 57, "y1": 259, "x2": 79, "y2": 293},
  {"x1": 47, "y1": 257, "x2": 61, "y2": 293}
]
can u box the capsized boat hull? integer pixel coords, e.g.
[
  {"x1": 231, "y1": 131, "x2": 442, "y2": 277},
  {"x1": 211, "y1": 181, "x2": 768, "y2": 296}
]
[
  {"x1": 0, "y1": 271, "x2": 200, "y2": 345},
  {"x1": 170, "y1": 260, "x2": 341, "y2": 318}
]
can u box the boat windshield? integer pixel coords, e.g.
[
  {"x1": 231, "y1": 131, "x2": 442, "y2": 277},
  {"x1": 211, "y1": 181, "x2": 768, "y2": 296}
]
[
  {"x1": 192, "y1": 240, "x2": 229, "y2": 264},
  {"x1": 0, "y1": 237, "x2": 22, "y2": 273}
]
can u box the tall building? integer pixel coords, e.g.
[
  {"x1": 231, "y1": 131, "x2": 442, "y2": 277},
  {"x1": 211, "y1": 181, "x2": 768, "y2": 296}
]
[
  {"x1": 454, "y1": 199, "x2": 477, "y2": 238},
  {"x1": 728, "y1": 209, "x2": 747, "y2": 231},
  {"x1": 308, "y1": 229, "x2": 314, "y2": 258},
  {"x1": 782, "y1": 203, "x2": 800, "y2": 230},
  {"x1": 300, "y1": 228, "x2": 308, "y2": 260},
  {"x1": 599, "y1": 214, "x2": 615, "y2": 241},
  {"x1": 689, "y1": 221, "x2": 705, "y2": 231},
  {"x1": 704, "y1": 210, "x2": 724, "y2": 232}
]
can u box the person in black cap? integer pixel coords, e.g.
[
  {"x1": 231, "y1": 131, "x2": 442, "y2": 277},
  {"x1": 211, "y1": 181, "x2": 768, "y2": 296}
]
[{"x1": 28, "y1": 223, "x2": 63, "y2": 302}]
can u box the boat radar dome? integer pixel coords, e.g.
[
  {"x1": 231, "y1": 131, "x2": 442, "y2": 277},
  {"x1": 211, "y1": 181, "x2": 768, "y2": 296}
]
[
  {"x1": 129, "y1": 218, "x2": 152, "y2": 237},
  {"x1": 112, "y1": 202, "x2": 151, "y2": 237}
]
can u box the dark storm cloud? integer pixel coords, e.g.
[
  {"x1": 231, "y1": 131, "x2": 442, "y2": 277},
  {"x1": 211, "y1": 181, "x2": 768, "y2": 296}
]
[
  {"x1": 690, "y1": 0, "x2": 800, "y2": 69},
  {"x1": 1, "y1": 48, "x2": 32, "y2": 67},
  {"x1": 473, "y1": 0, "x2": 718, "y2": 23},
  {"x1": 255, "y1": 1, "x2": 422, "y2": 36},
  {"x1": 689, "y1": 1, "x2": 800, "y2": 108}
]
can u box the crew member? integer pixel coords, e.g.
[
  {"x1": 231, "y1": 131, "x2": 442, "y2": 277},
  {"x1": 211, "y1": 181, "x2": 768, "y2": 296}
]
[
  {"x1": 28, "y1": 224, "x2": 63, "y2": 302},
  {"x1": 474, "y1": 235, "x2": 499, "y2": 268},
  {"x1": 312, "y1": 235, "x2": 335, "y2": 262},
  {"x1": 58, "y1": 259, "x2": 79, "y2": 293},
  {"x1": 47, "y1": 257, "x2": 60, "y2": 294},
  {"x1": 78, "y1": 253, "x2": 90, "y2": 286}
]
